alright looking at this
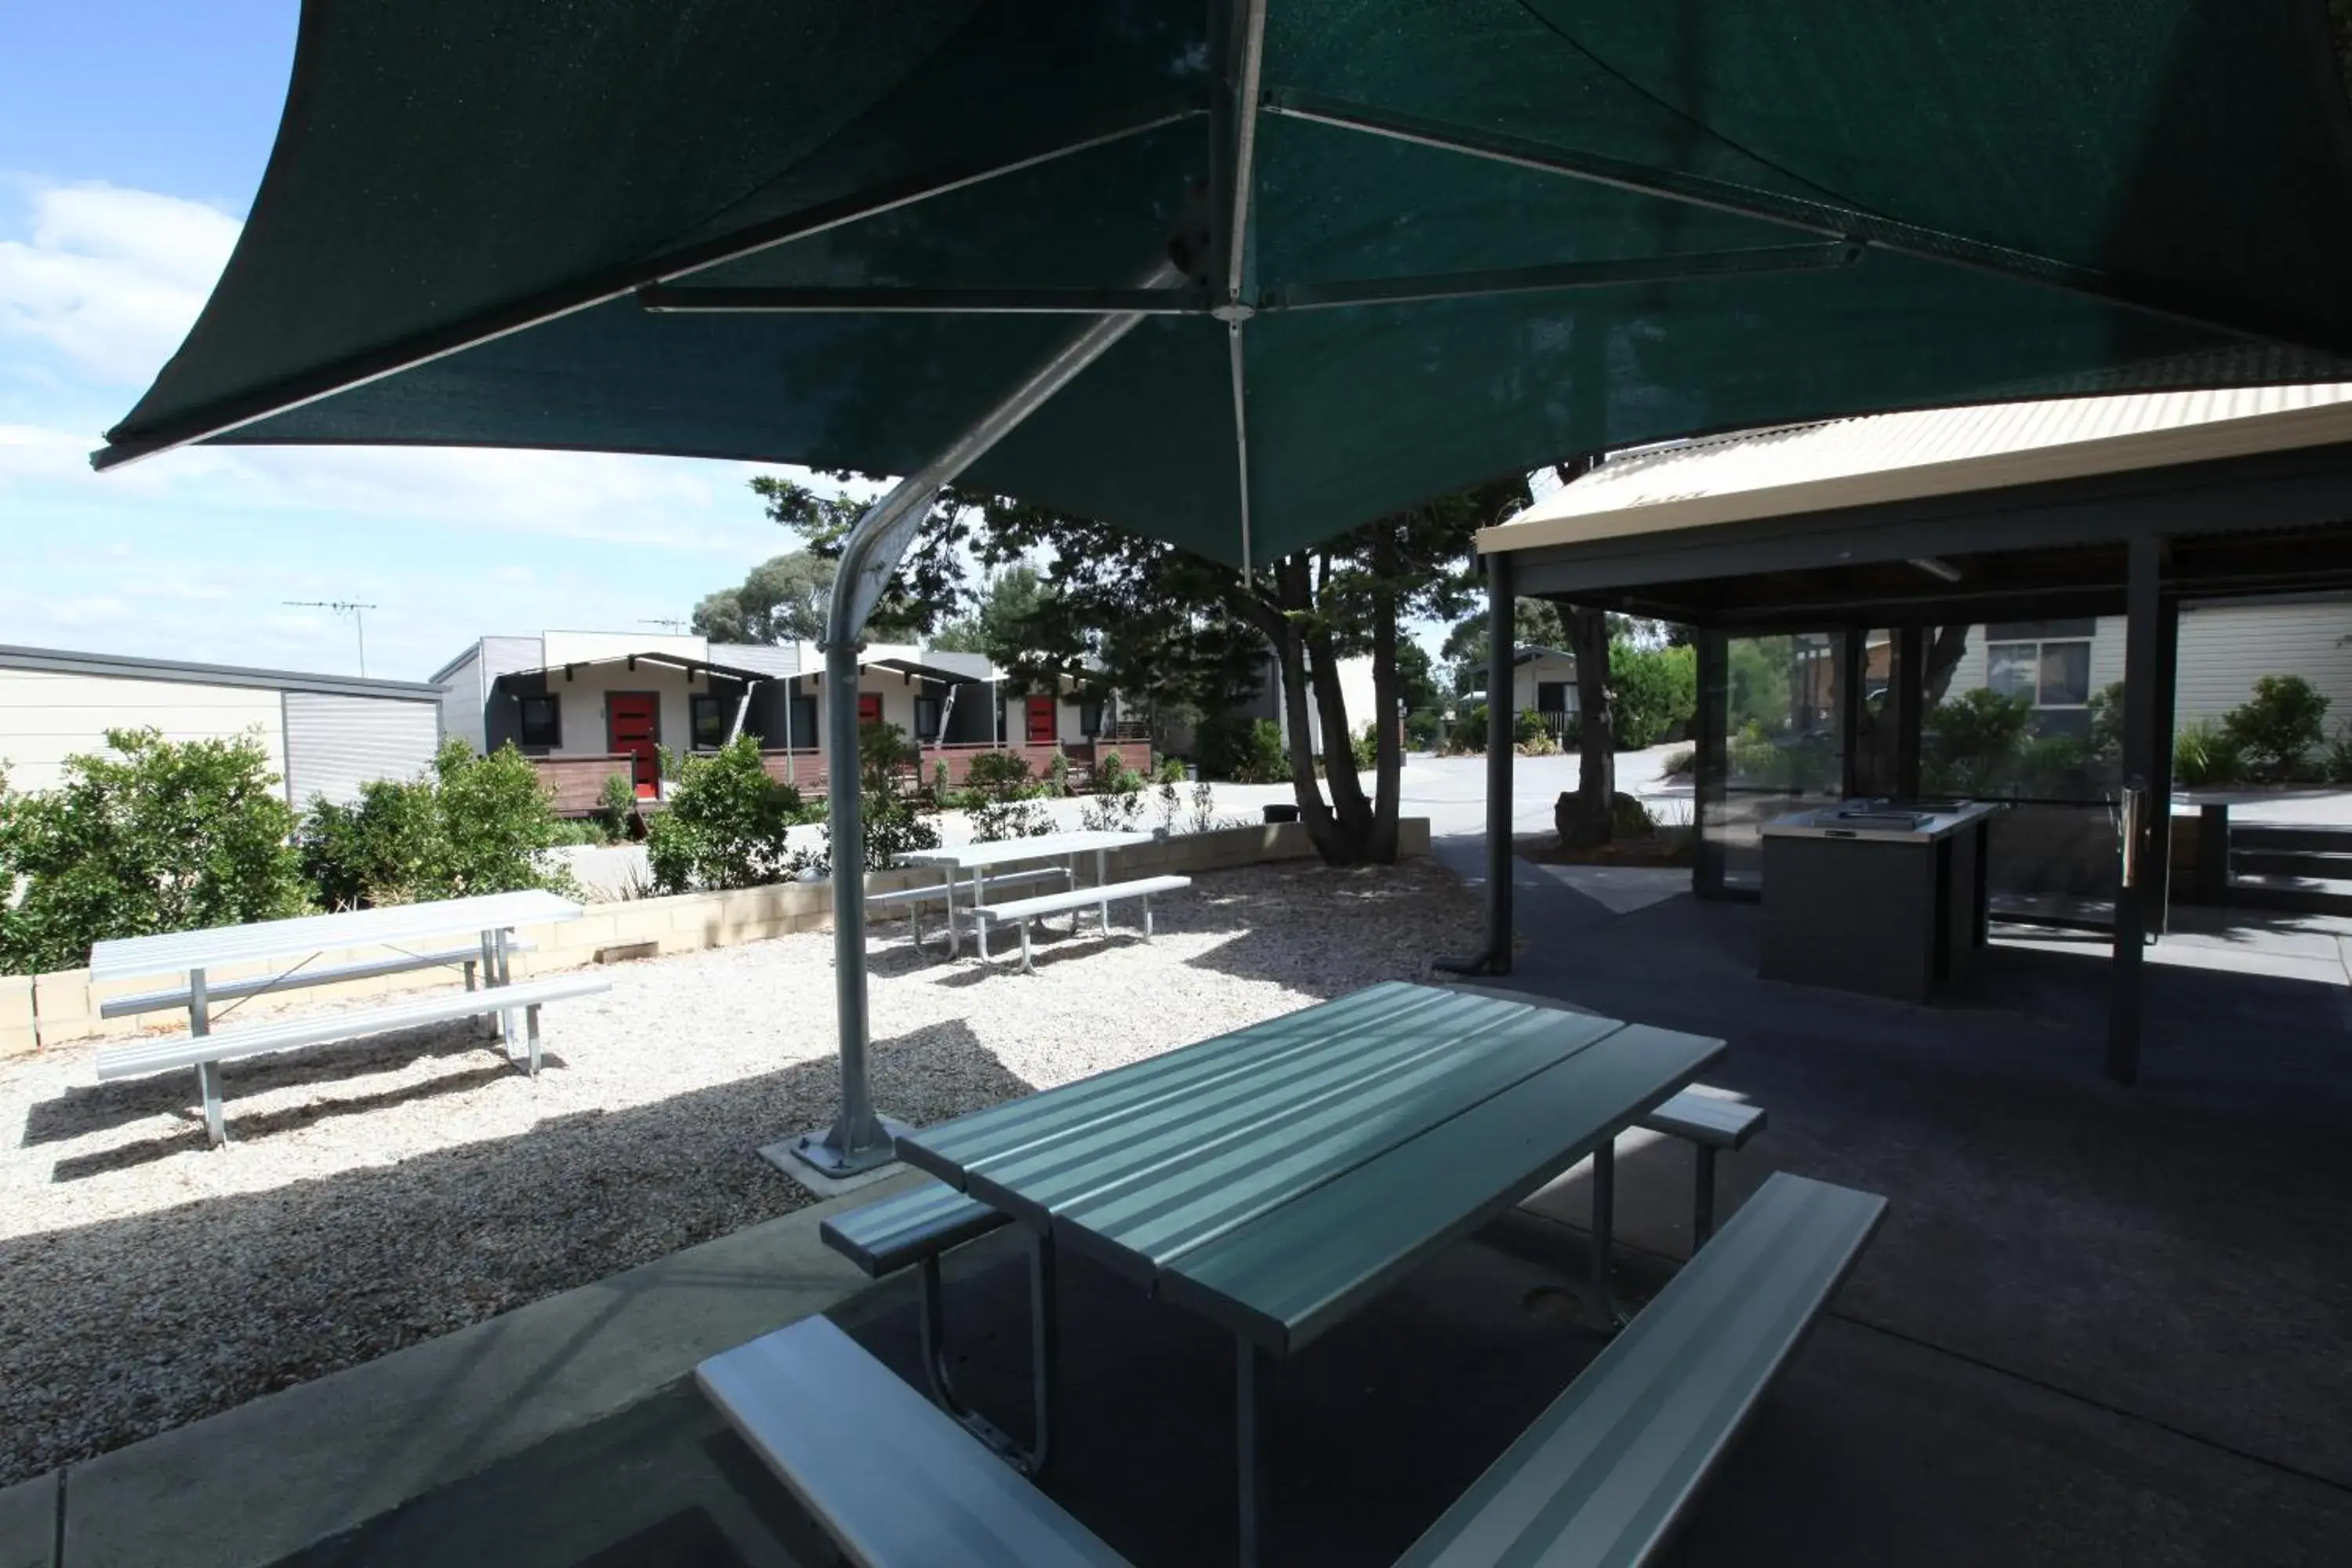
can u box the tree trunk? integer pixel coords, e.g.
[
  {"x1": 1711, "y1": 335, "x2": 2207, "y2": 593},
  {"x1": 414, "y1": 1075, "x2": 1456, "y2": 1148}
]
[
  {"x1": 1306, "y1": 626, "x2": 1373, "y2": 837},
  {"x1": 1367, "y1": 528, "x2": 1403, "y2": 863},
  {"x1": 1228, "y1": 562, "x2": 1352, "y2": 863},
  {"x1": 1563, "y1": 603, "x2": 1616, "y2": 848}
]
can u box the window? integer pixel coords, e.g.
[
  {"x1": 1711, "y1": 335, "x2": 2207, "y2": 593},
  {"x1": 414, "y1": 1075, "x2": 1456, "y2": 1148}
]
[
  {"x1": 1079, "y1": 700, "x2": 1104, "y2": 738},
  {"x1": 1987, "y1": 639, "x2": 2092, "y2": 707},
  {"x1": 914, "y1": 695, "x2": 942, "y2": 740},
  {"x1": 517, "y1": 693, "x2": 561, "y2": 748},
  {"x1": 690, "y1": 693, "x2": 730, "y2": 749},
  {"x1": 1535, "y1": 680, "x2": 1572, "y2": 714}
]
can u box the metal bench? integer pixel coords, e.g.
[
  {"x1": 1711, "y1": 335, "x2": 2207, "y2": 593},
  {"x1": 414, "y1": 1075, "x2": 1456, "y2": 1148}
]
[
  {"x1": 969, "y1": 875, "x2": 1192, "y2": 972},
  {"x1": 820, "y1": 1178, "x2": 1010, "y2": 1275},
  {"x1": 869, "y1": 869, "x2": 1069, "y2": 952},
  {"x1": 95, "y1": 973, "x2": 611, "y2": 1147},
  {"x1": 1636, "y1": 1087, "x2": 1768, "y2": 1247},
  {"x1": 97, "y1": 938, "x2": 535, "y2": 1018},
  {"x1": 821, "y1": 1180, "x2": 1045, "y2": 1475},
  {"x1": 699, "y1": 1315, "x2": 1126, "y2": 1568},
  {"x1": 1394, "y1": 1171, "x2": 1886, "y2": 1567}
]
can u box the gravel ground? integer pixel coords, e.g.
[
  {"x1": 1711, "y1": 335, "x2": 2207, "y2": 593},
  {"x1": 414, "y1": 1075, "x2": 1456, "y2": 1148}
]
[{"x1": 0, "y1": 858, "x2": 1479, "y2": 1485}]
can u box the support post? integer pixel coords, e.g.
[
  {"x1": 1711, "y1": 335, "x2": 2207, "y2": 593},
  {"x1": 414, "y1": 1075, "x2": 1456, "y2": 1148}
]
[
  {"x1": 1483, "y1": 548, "x2": 1515, "y2": 972},
  {"x1": 1237, "y1": 1338, "x2": 1275, "y2": 1568},
  {"x1": 1693, "y1": 628, "x2": 1729, "y2": 898},
  {"x1": 1589, "y1": 1138, "x2": 1616, "y2": 1327},
  {"x1": 1839, "y1": 626, "x2": 1867, "y2": 799},
  {"x1": 787, "y1": 260, "x2": 1184, "y2": 1178},
  {"x1": 1895, "y1": 622, "x2": 1926, "y2": 800},
  {"x1": 190, "y1": 967, "x2": 225, "y2": 1149},
  {"x1": 2147, "y1": 598, "x2": 2180, "y2": 938},
  {"x1": 2109, "y1": 535, "x2": 2163, "y2": 1086}
]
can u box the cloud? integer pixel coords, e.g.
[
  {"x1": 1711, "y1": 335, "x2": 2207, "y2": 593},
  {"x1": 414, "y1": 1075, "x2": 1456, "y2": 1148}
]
[{"x1": 0, "y1": 183, "x2": 238, "y2": 383}]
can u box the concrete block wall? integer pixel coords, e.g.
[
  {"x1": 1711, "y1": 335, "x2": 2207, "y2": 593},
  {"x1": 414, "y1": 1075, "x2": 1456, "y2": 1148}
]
[{"x1": 7, "y1": 818, "x2": 1430, "y2": 1052}]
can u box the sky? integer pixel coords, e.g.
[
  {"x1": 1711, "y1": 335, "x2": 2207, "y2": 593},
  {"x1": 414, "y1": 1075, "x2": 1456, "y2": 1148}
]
[{"x1": 0, "y1": 3, "x2": 1454, "y2": 686}]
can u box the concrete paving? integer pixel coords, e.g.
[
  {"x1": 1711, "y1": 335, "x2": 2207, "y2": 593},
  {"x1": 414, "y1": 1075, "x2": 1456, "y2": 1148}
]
[
  {"x1": 24, "y1": 827, "x2": 2352, "y2": 1566},
  {"x1": 1, "y1": 1172, "x2": 922, "y2": 1568}
]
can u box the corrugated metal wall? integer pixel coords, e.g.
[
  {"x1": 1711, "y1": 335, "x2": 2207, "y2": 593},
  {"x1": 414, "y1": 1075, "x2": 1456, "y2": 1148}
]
[{"x1": 281, "y1": 693, "x2": 441, "y2": 808}]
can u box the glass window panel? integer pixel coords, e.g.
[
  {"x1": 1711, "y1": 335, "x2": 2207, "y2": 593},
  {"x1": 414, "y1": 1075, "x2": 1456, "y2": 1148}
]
[
  {"x1": 1986, "y1": 642, "x2": 2037, "y2": 699},
  {"x1": 2038, "y1": 641, "x2": 2091, "y2": 706},
  {"x1": 518, "y1": 694, "x2": 561, "y2": 748},
  {"x1": 689, "y1": 694, "x2": 728, "y2": 748}
]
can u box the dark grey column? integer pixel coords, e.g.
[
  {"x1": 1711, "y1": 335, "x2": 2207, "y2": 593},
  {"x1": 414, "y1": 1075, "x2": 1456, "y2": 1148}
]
[
  {"x1": 1895, "y1": 623, "x2": 1925, "y2": 800},
  {"x1": 1484, "y1": 549, "x2": 1515, "y2": 974},
  {"x1": 2147, "y1": 597, "x2": 2180, "y2": 937},
  {"x1": 1694, "y1": 628, "x2": 1729, "y2": 898},
  {"x1": 1840, "y1": 626, "x2": 1867, "y2": 798},
  {"x1": 2108, "y1": 534, "x2": 2163, "y2": 1086}
]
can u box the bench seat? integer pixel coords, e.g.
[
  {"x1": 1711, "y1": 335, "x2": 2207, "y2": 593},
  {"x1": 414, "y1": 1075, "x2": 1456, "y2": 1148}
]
[
  {"x1": 1395, "y1": 1171, "x2": 1885, "y2": 1567},
  {"x1": 98, "y1": 938, "x2": 537, "y2": 1018},
  {"x1": 698, "y1": 1315, "x2": 1127, "y2": 1568},
  {"x1": 821, "y1": 1178, "x2": 1009, "y2": 1276},
  {"x1": 872, "y1": 869, "x2": 1070, "y2": 951},
  {"x1": 96, "y1": 973, "x2": 611, "y2": 1147},
  {"x1": 971, "y1": 875, "x2": 1192, "y2": 971},
  {"x1": 1636, "y1": 1087, "x2": 1767, "y2": 1246}
]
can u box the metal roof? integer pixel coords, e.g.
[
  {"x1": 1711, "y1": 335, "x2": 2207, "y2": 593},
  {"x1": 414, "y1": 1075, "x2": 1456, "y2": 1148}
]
[
  {"x1": 1482, "y1": 383, "x2": 2352, "y2": 557},
  {"x1": 493, "y1": 648, "x2": 782, "y2": 687},
  {"x1": 0, "y1": 644, "x2": 442, "y2": 701},
  {"x1": 705, "y1": 641, "x2": 803, "y2": 678}
]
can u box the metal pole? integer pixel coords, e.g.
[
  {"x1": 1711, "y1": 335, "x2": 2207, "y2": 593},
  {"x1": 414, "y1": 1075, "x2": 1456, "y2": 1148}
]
[
  {"x1": 1483, "y1": 550, "x2": 1515, "y2": 974},
  {"x1": 2108, "y1": 534, "x2": 2162, "y2": 1087},
  {"x1": 789, "y1": 258, "x2": 1185, "y2": 1178}
]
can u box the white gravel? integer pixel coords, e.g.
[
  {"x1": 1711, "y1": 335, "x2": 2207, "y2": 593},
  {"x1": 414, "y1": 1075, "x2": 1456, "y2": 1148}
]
[{"x1": 0, "y1": 858, "x2": 1478, "y2": 1485}]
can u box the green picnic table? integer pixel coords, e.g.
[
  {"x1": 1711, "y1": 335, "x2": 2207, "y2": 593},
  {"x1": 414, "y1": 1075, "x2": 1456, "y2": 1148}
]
[{"x1": 895, "y1": 980, "x2": 1726, "y2": 1566}]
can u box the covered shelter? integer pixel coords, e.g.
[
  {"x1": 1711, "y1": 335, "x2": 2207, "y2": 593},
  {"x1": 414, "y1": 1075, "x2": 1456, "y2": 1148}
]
[
  {"x1": 96, "y1": 1, "x2": 2352, "y2": 1170},
  {"x1": 1475, "y1": 383, "x2": 2352, "y2": 1083}
]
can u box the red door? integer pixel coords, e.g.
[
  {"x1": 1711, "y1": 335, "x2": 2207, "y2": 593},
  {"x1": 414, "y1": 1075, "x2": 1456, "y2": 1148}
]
[
  {"x1": 606, "y1": 693, "x2": 660, "y2": 797},
  {"x1": 1025, "y1": 695, "x2": 1056, "y2": 745},
  {"x1": 858, "y1": 693, "x2": 883, "y2": 728}
]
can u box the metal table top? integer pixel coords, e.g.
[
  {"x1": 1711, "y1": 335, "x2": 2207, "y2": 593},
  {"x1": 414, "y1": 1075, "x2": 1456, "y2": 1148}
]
[
  {"x1": 87, "y1": 889, "x2": 583, "y2": 980},
  {"x1": 902, "y1": 829, "x2": 1154, "y2": 872},
  {"x1": 1761, "y1": 798, "x2": 2002, "y2": 844},
  {"x1": 899, "y1": 981, "x2": 1724, "y2": 1353}
]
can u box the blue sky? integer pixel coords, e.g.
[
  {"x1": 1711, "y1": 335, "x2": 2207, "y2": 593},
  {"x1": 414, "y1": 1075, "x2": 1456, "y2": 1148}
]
[
  {"x1": 0, "y1": 4, "x2": 1453, "y2": 684},
  {"x1": 0, "y1": 2, "x2": 822, "y2": 681}
]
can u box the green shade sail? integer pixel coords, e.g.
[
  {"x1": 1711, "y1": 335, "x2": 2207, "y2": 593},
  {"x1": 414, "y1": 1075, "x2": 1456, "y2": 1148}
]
[{"x1": 104, "y1": 0, "x2": 2352, "y2": 568}]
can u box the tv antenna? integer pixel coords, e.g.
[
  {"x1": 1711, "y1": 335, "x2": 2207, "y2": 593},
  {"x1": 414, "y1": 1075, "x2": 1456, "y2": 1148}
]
[
  {"x1": 283, "y1": 600, "x2": 379, "y2": 676},
  {"x1": 640, "y1": 616, "x2": 692, "y2": 633}
]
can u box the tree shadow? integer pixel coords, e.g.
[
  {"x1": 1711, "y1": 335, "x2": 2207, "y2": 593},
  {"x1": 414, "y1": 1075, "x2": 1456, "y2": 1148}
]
[
  {"x1": 24, "y1": 1016, "x2": 539, "y2": 1148},
  {"x1": 1, "y1": 1020, "x2": 1034, "y2": 1488}
]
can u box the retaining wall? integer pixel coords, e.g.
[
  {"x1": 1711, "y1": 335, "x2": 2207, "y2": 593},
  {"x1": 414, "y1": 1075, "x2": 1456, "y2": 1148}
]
[{"x1": 4, "y1": 818, "x2": 1428, "y2": 1054}]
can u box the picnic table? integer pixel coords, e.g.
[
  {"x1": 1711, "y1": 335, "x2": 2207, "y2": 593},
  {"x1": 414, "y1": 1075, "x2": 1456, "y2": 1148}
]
[
  {"x1": 89, "y1": 890, "x2": 591, "y2": 1145},
  {"x1": 896, "y1": 979, "x2": 1727, "y2": 1565},
  {"x1": 902, "y1": 829, "x2": 1157, "y2": 960}
]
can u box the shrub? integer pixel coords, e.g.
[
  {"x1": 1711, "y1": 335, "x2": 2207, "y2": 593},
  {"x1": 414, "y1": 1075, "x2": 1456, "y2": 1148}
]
[
  {"x1": 2085, "y1": 681, "x2": 2126, "y2": 765},
  {"x1": 1450, "y1": 702, "x2": 1489, "y2": 754},
  {"x1": 2322, "y1": 723, "x2": 2352, "y2": 786},
  {"x1": 596, "y1": 771, "x2": 639, "y2": 844},
  {"x1": 0, "y1": 729, "x2": 310, "y2": 973},
  {"x1": 1726, "y1": 720, "x2": 1777, "y2": 783},
  {"x1": 1609, "y1": 641, "x2": 1697, "y2": 750},
  {"x1": 1047, "y1": 752, "x2": 1072, "y2": 797},
  {"x1": 1196, "y1": 713, "x2": 1288, "y2": 783},
  {"x1": 1157, "y1": 756, "x2": 1189, "y2": 786},
  {"x1": 644, "y1": 735, "x2": 812, "y2": 892},
  {"x1": 2016, "y1": 734, "x2": 2089, "y2": 798},
  {"x1": 2222, "y1": 674, "x2": 2330, "y2": 782},
  {"x1": 807, "y1": 722, "x2": 942, "y2": 875},
  {"x1": 2173, "y1": 720, "x2": 2248, "y2": 786},
  {"x1": 303, "y1": 740, "x2": 576, "y2": 909},
  {"x1": 1404, "y1": 708, "x2": 1440, "y2": 750},
  {"x1": 1080, "y1": 749, "x2": 1147, "y2": 833},
  {"x1": 1350, "y1": 723, "x2": 1378, "y2": 771},
  {"x1": 969, "y1": 794, "x2": 1054, "y2": 841},
  {"x1": 964, "y1": 750, "x2": 1033, "y2": 800},
  {"x1": 1922, "y1": 688, "x2": 2033, "y2": 795},
  {"x1": 1658, "y1": 745, "x2": 1696, "y2": 776}
]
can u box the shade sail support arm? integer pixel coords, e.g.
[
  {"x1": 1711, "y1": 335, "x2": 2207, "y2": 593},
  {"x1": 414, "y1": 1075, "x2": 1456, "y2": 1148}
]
[
  {"x1": 789, "y1": 256, "x2": 1186, "y2": 1178},
  {"x1": 93, "y1": 102, "x2": 1204, "y2": 471},
  {"x1": 1260, "y1": 89, "x2": 2342, "y2": 357},
  {"x1": 637, "y1": 285, "x2": 1213, "y2": 315}
]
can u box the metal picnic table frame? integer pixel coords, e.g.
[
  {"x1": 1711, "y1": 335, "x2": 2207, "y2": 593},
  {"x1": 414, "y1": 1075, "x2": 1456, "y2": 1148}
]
[
  {"x1": 895, "y1": 979, "x2": 1726, "y2": 1567},
  {"x1": 87, "y1": 889, "x2": 586, "y2": 1056},
  {"x1": 902, "y1": 829, "x2": 1156, "y2": 960}
]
